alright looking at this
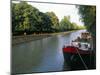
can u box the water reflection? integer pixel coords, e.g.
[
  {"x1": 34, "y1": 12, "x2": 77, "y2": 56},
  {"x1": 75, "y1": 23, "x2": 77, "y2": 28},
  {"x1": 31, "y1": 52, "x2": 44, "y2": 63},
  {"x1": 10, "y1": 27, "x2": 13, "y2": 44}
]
[{"x1": 12, "y1": 30, "x2": 86, "y2": 74}]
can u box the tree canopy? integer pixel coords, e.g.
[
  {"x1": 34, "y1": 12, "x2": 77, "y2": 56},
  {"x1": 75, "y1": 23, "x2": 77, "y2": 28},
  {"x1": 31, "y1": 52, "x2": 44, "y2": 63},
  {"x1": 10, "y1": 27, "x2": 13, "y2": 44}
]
[
  {"x1": 77, "y1": 5, "x2": 96, "y2": 36},
  {"x1": 59, "y1": 16, "x2": 85, "y2": 31},
  {"x1": 46, "y1": 12, "x2": 59, "y2": 32},
  {"x1": 77, "y1": 5, "x2": 96, "y2": 57},
  {"x1": 12, "y1": 2, "x2": 85, "y2": 35}
]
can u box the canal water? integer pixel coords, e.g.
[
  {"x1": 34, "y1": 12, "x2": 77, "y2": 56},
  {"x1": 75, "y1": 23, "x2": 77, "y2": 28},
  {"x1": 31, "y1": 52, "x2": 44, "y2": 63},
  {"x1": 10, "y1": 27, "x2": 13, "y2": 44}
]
[{"x1": 12, "y1": 30, "x2": 86, "y2": 74}]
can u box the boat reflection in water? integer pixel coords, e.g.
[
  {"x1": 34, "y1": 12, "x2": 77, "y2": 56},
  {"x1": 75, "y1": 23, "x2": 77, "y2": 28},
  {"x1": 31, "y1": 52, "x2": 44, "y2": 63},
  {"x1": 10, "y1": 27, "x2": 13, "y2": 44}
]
[{"x1": 62, "y1": 32, "x2": 96, "y2": 70}]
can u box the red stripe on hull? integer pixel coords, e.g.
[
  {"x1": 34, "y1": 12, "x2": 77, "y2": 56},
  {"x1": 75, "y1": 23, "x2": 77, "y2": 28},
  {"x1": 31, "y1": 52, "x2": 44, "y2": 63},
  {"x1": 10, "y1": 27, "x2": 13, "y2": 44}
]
[{"x1": 63, "y1": 46, "x2": 94, "y2": 55}]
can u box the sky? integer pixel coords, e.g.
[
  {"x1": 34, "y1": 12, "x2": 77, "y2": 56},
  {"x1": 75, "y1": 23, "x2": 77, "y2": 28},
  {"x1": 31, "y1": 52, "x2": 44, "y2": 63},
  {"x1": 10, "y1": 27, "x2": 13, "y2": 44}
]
[
  {"x1": 28, "y1": 2, "x2": 84, "y2": 26},
  {"x1": 12, "y1": 0, "x2": 95, "y2": 26}
]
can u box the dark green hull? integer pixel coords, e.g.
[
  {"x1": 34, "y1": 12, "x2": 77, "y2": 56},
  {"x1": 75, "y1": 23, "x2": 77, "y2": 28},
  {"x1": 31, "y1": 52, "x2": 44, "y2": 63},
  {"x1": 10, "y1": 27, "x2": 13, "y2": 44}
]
[{"x1": 63, "y1": 52, "x2": 95, "y2": 70}]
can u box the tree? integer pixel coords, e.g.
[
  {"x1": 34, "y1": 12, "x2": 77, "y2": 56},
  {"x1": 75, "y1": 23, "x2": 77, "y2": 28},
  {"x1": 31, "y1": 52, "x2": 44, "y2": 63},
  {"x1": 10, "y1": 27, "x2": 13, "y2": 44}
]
[
  {"x1": 77, "y1": 5, "x2": 96, "y2": 36},
  {"x1": 12, "y1": 2, "x2": 55, "y2": 34},
  {"x1": 46, "y1": 12, "x2": 59, "y2": 32},
  {"x1": 12, "y1": 2, "x2": 40, "y2": 34},
  {"x1": 12, "y1": 3, "x2": 17, "y2": 32},
  {"x1": 35, "y1": 12, "x2": 53, "y2": 33},
  {"x1": 60, "y1": 16, "x2": 72, "y2": 31},
  {"x1": 71, "y1": 22, "x2": 78, "y2": 30},
  {"x1": 77, "y1": 5, "x2": 96, "y2": 68},
  {"x1": 12, "y1": 2, "x2": 86, "y2": 35}
]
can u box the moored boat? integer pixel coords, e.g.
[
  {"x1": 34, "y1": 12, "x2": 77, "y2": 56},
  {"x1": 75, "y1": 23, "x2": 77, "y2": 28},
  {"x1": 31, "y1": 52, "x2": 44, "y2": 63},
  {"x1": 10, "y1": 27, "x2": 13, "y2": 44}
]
[{"x1": 62, "y1": 32, "x2": 95, "y2": 69}]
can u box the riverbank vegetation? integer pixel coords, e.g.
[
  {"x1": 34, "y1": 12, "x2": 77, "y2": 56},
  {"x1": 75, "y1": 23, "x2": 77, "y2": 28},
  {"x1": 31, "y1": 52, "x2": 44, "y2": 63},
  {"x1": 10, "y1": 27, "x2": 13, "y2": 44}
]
[
  {"x1": 77, "y1": 5, "x2": 96, "y2": 68},
  {"x1": 77, "y1": 5, "x2": 96, "y2": 49},
  {"x1": 77, "y1": 6, "x2": 96, "y2": 37},
  {"x1": 12, "y1": 2, "x2": 85, "y2": 36}
]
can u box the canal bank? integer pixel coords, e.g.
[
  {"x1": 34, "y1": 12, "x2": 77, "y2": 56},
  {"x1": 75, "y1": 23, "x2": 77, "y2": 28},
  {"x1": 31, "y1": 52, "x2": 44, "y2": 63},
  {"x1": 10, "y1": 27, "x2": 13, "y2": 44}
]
[{"x1": 12, "y1": 30, "x2": 76, "y2": 45}]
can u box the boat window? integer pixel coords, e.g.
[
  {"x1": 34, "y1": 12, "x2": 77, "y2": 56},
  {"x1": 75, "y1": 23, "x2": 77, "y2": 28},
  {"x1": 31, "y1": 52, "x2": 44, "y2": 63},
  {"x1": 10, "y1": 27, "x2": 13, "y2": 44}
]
[
  {"x1": 85, "y1": 44, "x2": 88, "y2": 48},
  {"x1": 78, "y1": 43, "x2": 81, "y2": 48}
]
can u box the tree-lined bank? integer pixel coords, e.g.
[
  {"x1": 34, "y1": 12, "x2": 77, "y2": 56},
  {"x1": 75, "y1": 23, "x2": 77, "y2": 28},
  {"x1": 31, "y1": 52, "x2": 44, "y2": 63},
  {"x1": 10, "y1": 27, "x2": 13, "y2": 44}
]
[
  {"x1": 12, "y1": 30, "x2": 76, "y2": 45},
  {"x1": 12, "y1": 2, "x2": 85, "y2": 36}
]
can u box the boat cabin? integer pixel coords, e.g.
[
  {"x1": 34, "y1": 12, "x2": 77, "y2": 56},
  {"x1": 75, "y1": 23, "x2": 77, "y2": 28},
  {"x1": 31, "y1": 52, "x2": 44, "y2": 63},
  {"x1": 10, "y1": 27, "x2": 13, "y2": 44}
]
[
  {"x1": 71, "y1": 41, "x2": 91, "y2": 51},
  {"x1": 81, "y1": 32, "x2": 91, "y2": 39}
]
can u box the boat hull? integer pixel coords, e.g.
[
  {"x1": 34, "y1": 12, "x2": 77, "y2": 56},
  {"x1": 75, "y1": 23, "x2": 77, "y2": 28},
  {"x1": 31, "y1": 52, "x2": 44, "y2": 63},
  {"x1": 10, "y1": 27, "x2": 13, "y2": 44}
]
[{"x1": 63, "y1": 51, "x2": 95, "y2": 69}]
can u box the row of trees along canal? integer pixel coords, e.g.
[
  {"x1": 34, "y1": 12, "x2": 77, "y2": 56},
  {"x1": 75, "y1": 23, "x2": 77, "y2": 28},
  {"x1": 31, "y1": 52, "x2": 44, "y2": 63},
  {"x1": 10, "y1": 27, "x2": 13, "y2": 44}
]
[{"x1": 12, "y1": 2, "x2": 85, "y2": 35}]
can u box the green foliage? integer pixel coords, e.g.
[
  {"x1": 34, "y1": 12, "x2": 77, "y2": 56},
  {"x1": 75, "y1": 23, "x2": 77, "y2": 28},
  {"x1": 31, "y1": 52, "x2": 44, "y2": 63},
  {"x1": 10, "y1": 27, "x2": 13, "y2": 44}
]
[
  {"x1": 35, "y1": 12, "x2": 53, "y2": 32},
  {"x1": 46, "y1": 12, "x2": 59, "y2": 31},
  {"x1": 12, "y1": 2, "x2": 85, "y2": 35},
  {"x1": 12, "y1": 2, "x2": 40, "y2": 32},
  {"x1": 77, "y1": 5, "x2": 96, "y2": 52},
  {"x1": 59, "y1": 16, "x2": 85, "y2": 31},
  {"x1": 77, "y1": 5, "x2": 96, "y2": 36},
  {"x1": 60, "y1": 16, "x2": 71, "y2": 31}
]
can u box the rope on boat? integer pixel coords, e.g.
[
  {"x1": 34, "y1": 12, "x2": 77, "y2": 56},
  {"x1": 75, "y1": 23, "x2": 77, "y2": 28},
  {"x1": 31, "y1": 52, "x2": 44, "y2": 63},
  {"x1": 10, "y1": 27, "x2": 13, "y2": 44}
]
[{"x1": 75, "y1": 48, "x2": 88, "y2": 69}]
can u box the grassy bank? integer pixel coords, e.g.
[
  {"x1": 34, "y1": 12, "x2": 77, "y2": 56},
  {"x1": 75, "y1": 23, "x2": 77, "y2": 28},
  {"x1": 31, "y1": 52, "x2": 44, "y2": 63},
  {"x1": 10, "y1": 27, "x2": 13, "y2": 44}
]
[{"x1": 12, "y1": 30, "x2": 76, "y2": 45}]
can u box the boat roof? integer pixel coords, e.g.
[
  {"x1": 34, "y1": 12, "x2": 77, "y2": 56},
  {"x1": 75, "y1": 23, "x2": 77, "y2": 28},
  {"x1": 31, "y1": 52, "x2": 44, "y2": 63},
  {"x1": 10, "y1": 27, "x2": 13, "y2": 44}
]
[
  {"x1": 72, "y1": 41, "x2": 90, "y2": 51},
  {"x1": 81, "y1": 32, "x2": 90, "y2": 34}
]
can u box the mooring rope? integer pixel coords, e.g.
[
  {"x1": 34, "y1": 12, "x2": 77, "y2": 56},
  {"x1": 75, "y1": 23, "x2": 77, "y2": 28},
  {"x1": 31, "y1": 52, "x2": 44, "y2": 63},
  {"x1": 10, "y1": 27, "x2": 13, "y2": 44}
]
[{"x1": 75, "y1": 48, "x2": 88, "y2": 69}]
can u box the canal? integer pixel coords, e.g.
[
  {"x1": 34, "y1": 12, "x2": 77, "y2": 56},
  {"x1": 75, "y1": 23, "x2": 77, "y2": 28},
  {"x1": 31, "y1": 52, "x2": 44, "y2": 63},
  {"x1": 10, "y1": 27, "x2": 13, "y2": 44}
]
[{"x1": 12, "y1": 30, "x2": 86, "y2": 74}]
